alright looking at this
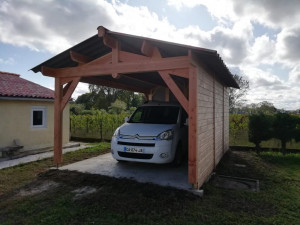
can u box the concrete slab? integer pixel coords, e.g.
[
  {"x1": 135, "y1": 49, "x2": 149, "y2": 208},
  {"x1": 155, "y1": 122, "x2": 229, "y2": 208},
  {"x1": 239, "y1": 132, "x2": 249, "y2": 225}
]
[{"x1": 60, "y1": 153, "x2": 192, "y2": 191}]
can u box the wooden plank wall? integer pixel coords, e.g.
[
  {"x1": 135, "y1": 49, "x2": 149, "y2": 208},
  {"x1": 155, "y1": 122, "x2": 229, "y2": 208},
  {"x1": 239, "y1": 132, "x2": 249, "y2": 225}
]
[
  {"x1": 195, "y1": 66, "x2": 230, "y2": 187},
  {"x1": 214, "y1": 78, "x2": 224, "y2": 165},
  {"x1": 196, "y1": 66, "x2": 215, "y2": 187},
  {"x1": 223, "y1": 87, "x2": 230, "y2": 151}
]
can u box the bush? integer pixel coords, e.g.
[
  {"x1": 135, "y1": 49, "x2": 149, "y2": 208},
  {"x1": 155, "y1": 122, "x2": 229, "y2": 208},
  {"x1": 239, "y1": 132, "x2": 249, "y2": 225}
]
[
  {"x1": 248, "y1": 114, "x2": 273, "y2": 153},
  {"x1": 272, "y1": 113, "x2": 298, "y2": 154}
]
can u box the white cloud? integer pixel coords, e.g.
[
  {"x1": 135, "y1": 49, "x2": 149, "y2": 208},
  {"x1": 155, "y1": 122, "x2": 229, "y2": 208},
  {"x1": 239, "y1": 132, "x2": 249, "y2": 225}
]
[
  {"x1": 289, "y1": 65, "x2": 300, "y2": 83},
  {"x1": 167, "y1": 0, "x2": 300, "y2": 29},
  {"x1": 0, "y1": 0, "x2": 116, "y2": 53},
  {"x1": 276, "y1": 27, "x2": 300, "y2": 65},
  {"x1": 246, "y1": 35, "x2": 276, "y2": 65},
  {"x1": 0, "y1": 57, "x2": 14, "y2": 65},
  {"x1": 0, "y1": 0, "x2": 300, "y2": 109},
  {"x1": 72, "y1": 83, "x2": 89, "y2": 100},
  {"x1": 240, "y1": 66, "x2": 300, "y2": 110}
]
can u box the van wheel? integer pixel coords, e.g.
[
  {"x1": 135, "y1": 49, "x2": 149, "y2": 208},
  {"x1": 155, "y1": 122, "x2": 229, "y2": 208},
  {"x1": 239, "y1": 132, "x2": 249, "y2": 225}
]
[{"x1": 172, "y1": 144, "x2": 182, "y2": 167}]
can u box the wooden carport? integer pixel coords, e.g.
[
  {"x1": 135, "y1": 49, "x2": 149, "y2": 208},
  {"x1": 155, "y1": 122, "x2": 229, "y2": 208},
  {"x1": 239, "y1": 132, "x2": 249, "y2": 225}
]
[{"x1": 32, "y1": 26, "x2": 238, "y2": 188}]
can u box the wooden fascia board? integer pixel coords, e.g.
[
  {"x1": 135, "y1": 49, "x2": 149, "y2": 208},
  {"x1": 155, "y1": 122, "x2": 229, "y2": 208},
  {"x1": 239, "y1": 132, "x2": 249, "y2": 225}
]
[{"x1": 41, "y1": 56, "x2": 190, "y2": 78}]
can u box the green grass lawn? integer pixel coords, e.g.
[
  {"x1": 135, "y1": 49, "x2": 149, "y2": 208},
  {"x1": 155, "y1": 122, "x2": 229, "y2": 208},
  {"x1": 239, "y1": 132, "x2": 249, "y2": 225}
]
[
  {"x1": 0, "y1": 142, "x2": 110, "y2": 195},
  {"x1": 0, "y1": 147, "x2": 299, "y2": 225}
]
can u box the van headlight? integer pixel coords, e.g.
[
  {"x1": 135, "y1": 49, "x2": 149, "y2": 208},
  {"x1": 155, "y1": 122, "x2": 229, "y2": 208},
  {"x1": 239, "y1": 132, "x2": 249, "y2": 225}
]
[
  {"x1": 113, "y1": 128, "x2": 120, "y2": 138},
  {"x1": 158, "y1": 129, "x2": 174, "y2": 140}
]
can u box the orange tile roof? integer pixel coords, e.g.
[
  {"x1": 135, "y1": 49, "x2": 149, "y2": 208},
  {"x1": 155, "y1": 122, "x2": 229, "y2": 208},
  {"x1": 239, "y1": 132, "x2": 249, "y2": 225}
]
[{"x1": 0, "y1": 71, "x2": 54, "y2": 99}]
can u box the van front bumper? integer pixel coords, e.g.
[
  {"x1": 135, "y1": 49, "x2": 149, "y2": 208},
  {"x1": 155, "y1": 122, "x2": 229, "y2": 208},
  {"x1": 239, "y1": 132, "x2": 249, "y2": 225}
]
[{"x1": 111, "y1": 137, "x2": 175, "y2": 164}]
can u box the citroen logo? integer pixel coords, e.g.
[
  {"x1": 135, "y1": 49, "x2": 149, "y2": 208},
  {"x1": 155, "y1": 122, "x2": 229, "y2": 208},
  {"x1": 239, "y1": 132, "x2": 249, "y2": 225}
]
[{"x1": 134, "y1": 134, "x2": 140, "y2": 139}]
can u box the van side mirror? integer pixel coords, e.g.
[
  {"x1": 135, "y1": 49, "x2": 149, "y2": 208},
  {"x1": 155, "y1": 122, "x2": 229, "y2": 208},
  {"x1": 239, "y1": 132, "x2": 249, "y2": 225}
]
[
  {"x1": 184, "y1": 118, "x2": 189, "y2": 126},
  {"x1": 125, "y1": 117, "x2": 129, "y2": 123}
]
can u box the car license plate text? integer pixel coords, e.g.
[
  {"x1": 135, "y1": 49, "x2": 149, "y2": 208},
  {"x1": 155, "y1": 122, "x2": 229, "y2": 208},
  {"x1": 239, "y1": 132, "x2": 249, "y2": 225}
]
[{"x1": 124, "y1": 147, "x2": 144, "y2": 153}]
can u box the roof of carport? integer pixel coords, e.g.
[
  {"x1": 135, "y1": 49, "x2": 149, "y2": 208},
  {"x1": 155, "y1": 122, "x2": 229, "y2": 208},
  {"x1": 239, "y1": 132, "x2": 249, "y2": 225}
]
[{"x1": 31, "y1": 27, "x2": 239, "y2": 89}]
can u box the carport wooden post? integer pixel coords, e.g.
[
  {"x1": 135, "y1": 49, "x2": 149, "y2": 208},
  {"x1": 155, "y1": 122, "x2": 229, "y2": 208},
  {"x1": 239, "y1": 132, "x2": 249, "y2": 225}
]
[
  {"x1": 54, "y1": 77, "x2": 63, "y2": 165},
  {"x1": 53, "y1": 77, "x2": 80, "y2": 165},
  {"x1": 188, "y1": 65, "x2": 197, "y2": 186}
]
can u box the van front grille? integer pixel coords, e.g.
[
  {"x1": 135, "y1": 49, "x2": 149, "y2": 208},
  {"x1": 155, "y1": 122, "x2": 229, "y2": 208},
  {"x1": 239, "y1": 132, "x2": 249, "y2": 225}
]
[
  {"x1": 118, "y1": 152, "x2": 153, "y2": 159},
  {"x1": 117, "y1": 141, "x2": 155, "y2": 147}
]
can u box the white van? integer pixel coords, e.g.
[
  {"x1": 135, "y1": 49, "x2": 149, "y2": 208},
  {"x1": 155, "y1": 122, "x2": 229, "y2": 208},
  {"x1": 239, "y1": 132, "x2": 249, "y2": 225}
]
[{"x1": 111, "y1": 101, "x2": 188, "y2": 166}]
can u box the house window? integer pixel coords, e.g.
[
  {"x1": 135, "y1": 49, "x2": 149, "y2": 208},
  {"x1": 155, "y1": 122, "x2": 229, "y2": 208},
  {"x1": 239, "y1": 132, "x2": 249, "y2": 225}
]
[{"x1": 31, "y1": 106, "x2": 47, "y2": 128}]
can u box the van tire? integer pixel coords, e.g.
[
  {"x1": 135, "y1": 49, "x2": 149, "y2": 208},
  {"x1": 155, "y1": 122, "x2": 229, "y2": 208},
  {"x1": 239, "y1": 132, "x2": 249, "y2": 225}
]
[{"x1": 172, "y1": 144, "x2": 182, "y2": 167}]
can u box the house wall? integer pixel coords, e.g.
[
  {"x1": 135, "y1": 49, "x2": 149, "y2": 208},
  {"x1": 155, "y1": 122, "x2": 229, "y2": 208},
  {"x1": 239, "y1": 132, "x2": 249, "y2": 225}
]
[
  {"x1": 0, "y1": 100, "x2": 69, "y2": 151},
  {"x1": 195, "y1": 63, "x2": 230, "y2": 187}
]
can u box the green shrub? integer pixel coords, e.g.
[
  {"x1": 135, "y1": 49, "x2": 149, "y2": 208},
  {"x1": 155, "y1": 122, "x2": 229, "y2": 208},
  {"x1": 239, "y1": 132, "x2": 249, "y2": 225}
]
[
  {"x1": 248, "y1": 114, "x2": 273, "y2": 153},
  {"x1": 272, "y1": 113, "x2": 298, "y2": 154}
]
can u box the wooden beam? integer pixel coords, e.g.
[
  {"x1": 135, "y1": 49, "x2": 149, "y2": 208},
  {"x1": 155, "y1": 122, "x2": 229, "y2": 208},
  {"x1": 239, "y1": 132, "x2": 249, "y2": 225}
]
[
  {"x1": 54, "y1": 77, "x2": 63, "y2": 165},
  {"x1": 159, "y1": 71, "x2": 189, "y2": 112},
  {"x1": 119, "y1": 51, "x2": 149, "y2": 62},
  {"x1": 147, "y1": 86, "x2": 159, "y2": 101},
  {"x1": 112, "y1": 40, "x2": 120, "y2": 79},
  {"x1": 141, "y1": 40, "x2": 154, "y2": 56},
  {"x1": 142, "y1": 42, "x2": 189, "y2": 112},
  {"x1": 70, "y1": 51, "x2": 93, "y2": 64},
  {"x1": 165, "y1": 88, "x2": 169, "y2": 102},
  {"x1": 81, "y1": 77, "x2": 149, "y2": 94},
  {"x1": 41, "y1": 56, "x2": 190, "y2": 78},
  {"x1": 61, "y1": 77, "x2": 80, "y2": 111},
  {"x1": 98, "y1": 26, "x2": 117, "y2": 49},
  {"x1": 188, "y1": 65, "x2": 197, "y2": 186},
  {"x1": 121, "y1": 74, "x2": 160, "y2": 87},
  {"x1": 163, "y1": 68, "x2": 189, "y2": 79},
  {"x1": 60, "y1": 77, "x2": 78, "y2": 85}
]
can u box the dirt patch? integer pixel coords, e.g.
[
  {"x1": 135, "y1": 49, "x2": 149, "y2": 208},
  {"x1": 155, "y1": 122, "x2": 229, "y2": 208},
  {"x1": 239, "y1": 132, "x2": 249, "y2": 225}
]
[
  {"x1": 18, "y1": 180, "x2": 59, "y2": 197},
  {"x1": 72, "y1": 186, "x2": 98, "y2": 200}
]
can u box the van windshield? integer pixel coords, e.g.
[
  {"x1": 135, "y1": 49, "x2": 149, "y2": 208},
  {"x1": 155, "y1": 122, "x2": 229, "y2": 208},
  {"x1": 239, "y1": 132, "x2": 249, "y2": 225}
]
[{"x1": 128, "y1": 106, "x2": 180, "y2": 124}]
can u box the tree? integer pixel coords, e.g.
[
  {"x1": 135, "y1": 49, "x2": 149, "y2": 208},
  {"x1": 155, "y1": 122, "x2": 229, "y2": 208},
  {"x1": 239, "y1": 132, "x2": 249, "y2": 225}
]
[
  {"x1": 248, "y1": 114, "x2": 272, "y2": 154},
  {"x1": 109, "y1": 99, "x2": 127, "y2": 114},
  {"x1": 229, "y1": 74, "x2": 249, "y2": 113},
  {"x1": 257, "y1": 101, "x2": 277, "y2": 114},
  {"x1": 272, "y1": 113, "x2": 297, "y2": 155},
  {"x1": 70, "y1": 103, "x2": 85, "y2": 115}
]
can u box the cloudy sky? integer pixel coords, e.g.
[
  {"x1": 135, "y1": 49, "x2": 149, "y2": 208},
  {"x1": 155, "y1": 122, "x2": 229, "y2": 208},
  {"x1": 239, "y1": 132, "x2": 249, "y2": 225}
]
[{"x1": 0, "y1": 0, "x2": 300, "y2": 110}]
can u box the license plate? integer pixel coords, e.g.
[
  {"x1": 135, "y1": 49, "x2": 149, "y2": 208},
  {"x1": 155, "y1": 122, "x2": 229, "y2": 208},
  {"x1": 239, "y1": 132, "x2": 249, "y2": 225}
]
[{"x1": 124, "y1": 147, "x2": 144, "y2": 153}]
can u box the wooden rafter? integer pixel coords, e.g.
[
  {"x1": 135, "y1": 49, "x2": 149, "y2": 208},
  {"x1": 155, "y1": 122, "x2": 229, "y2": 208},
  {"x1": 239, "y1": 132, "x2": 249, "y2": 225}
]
[
  {"x1": 112, "y1": 40, "x2": 120, "y2": 79},
  {"x1": 70, "y1": 51, "x2": 93, "y2": 64}
]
